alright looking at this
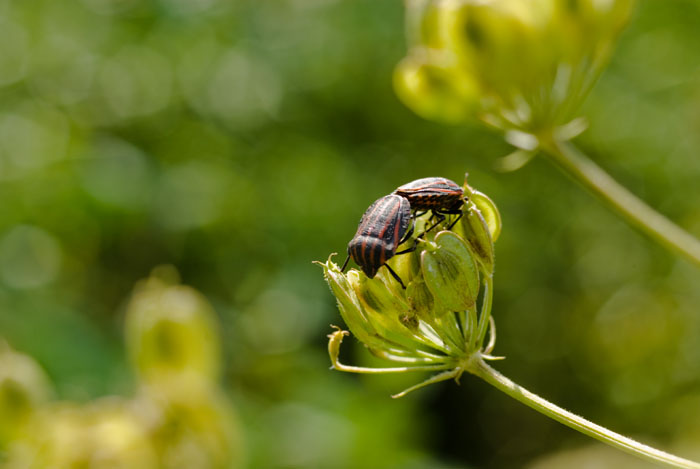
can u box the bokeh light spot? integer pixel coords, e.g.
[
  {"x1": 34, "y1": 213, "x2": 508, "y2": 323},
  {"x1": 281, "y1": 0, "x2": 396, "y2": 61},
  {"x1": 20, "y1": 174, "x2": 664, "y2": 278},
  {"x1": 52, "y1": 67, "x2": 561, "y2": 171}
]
[
  {"x1": 0, "y1": 19, "x2": 28, "y2": 87},
  {"x1": 0, "y1": 104, "x2": 70, "y2": 180},
  {"x1": 81, "y1": 136, "x2": 153, "y2": 210},
  {"x1": 0, "y1": 225, "x2": 63, "y2": 289},
  {"x1": 99, "y1": 46, "x2": 173, "y2": 119},
  {"x1": 154, "y1": 162, "x2": 229, "y2": 230}
]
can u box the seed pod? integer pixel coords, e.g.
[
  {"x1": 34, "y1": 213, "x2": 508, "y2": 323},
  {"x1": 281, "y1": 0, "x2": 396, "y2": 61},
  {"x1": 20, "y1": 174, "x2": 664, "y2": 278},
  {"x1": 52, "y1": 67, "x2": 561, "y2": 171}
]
[
  {"x1": 421, "y1": 231, "x2": 479, "y2": 311},
  {"x1": 471, "y1": 190, "x2": 502, "y2": 242},
  {"x1": 454, "y1": 202, "x2": 494, "y2": 273},
  {"x1": 406, "y1": 278, "x2": 447, "y2": 320}
]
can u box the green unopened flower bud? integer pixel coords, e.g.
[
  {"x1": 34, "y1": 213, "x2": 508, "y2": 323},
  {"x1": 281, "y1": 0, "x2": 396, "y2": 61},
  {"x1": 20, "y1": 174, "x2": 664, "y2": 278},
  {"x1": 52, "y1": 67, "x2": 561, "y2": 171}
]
[
  {"x1": 355, "y1": 271, "x2": 409, "y2": 323},
  {"x1": 350, "y1": 269, "x2": 431, "y2": 351},
  {"x1": 124, "y1": 266, "x2": 221, "y2": 387},
  {"x1": 0, "y1": 341, "x2": 52, "y2": 445},
  {"x1": 317, "y1": 257, "x2": 378, "y2": 345},
  {"x1": 471, "y1": 189, "x2": 503, "y2": 242},
  {"x1": 455, "y1": 203, "x2": 494, "y2": 273},
  {"x1": 452, "y1": 183, "x2": 502, "y2": 273},
  {"x1": 319, "y1": 257, "x2": 424, "y2": 354},
  {"x1": 421, "y1": 231, "x2": 479, "y2": 311}
]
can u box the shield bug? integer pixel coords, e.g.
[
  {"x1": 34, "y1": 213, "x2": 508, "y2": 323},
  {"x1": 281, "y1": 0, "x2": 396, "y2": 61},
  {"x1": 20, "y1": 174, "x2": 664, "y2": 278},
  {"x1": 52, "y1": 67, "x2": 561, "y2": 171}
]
[
  {"x1": 341, "y1": 194, "x2": 415, "y2": 289},
  {"x1": 394, "y1": 177, "x2": 465, "y2": 230}
]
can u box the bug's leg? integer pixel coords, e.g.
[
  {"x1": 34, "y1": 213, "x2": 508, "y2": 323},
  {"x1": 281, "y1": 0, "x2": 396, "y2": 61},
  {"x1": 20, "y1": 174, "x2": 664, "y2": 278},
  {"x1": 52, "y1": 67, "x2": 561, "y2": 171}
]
[
  {"x1": 397, "y1": 216, "x2": 424, "y2": 253},
  {"x1": 424, "y1": 211, "x2": 446, "y2": 233},
  {"x1": 383, "y1": 263, "x2": 406, "y2": 289},
  {"x1": 398, "y1": 219, "x2": 415, "y2": 246},
  {"x1": 446, "y1": 210, "x2": 463, "y2": 230},
  {"x1": 395, "y1": 242, "x2": 419, "y2": 255},
  {"x1": 340, "y1": 254, "x2": 350, "y2": 272},
  {"x1": 445, "y1": 198, "x2": 467, "y2": 229}
]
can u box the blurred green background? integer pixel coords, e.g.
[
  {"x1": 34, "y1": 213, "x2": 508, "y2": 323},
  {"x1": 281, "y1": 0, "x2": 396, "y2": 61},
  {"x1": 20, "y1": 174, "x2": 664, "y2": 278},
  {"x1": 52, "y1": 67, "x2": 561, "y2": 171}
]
[{"x1": 0, "y1": 0, "x2": 699, "y2": 467}]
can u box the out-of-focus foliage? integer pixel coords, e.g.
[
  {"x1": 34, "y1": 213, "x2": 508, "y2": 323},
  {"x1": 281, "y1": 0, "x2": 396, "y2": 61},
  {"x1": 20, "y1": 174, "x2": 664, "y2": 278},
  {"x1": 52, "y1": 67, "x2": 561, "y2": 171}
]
[
  {"x1": 1, "y1": 269, "x2": 242, "y2": 468},
  {"x1": 0, "y1": 0, "x2": 698, "y2": 467}
]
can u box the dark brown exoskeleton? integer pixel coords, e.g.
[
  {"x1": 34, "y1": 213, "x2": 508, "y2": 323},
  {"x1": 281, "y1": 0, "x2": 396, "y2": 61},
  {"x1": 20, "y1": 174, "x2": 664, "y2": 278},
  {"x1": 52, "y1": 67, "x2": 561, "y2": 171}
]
[
  {"x1": 341, "y1": 194, "x2": 415, "y2": 289},
  {"x1": 393, "y1": 177, "x2": 465, "y2": 231}
]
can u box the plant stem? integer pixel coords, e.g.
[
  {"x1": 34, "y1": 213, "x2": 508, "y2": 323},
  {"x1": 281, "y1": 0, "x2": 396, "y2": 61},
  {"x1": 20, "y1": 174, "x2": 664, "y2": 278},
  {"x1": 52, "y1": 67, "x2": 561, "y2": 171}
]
[
  {"x1": 540, "y1": 137, "x2": 700, "y2": 267},
  {"x1": 474, "y1": 274, "x2": 494, "y2": 351},
  {"x1": 470, "y1": 358, "x2": 700, "y2": 469}
]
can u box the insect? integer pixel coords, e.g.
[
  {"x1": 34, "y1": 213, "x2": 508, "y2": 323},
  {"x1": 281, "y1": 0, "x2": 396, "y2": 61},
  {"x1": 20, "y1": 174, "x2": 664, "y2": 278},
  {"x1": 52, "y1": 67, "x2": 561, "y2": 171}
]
[
  {"x1": 341, "y1": 194, "x2": 415, "y2": 289},
  {"x1": 393, "y1": 177, "x2": 465, "y2": 230}
]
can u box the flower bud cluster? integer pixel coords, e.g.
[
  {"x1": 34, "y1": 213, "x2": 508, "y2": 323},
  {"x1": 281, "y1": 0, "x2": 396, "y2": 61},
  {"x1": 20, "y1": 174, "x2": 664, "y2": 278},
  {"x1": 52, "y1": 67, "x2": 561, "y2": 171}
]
[
  {"x1": 320, "y1": 178, "x2": 502, "y2": 396},
  {"x1": 0, "y1": 267, "x2": 243, "y2": 468},
  {"x1": 395, "y1": 0, "x2": 634, "y2": 134}
]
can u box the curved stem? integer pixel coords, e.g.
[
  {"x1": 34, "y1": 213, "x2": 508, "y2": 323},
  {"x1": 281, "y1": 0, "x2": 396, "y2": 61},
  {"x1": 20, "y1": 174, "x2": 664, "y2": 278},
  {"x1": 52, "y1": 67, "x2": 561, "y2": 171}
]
[
  {"x1": 540, "y1": 137, "x2": 700, "y2": 267},
  {"x1": 469, "y1": 358, "x2": 700, "y2": 469},
  {"x1": 332, "y1": 360, "x2": 452, "y2": 375},
  {"x1": 392, "y1": 367, "x2": 461, "y2": 399}
]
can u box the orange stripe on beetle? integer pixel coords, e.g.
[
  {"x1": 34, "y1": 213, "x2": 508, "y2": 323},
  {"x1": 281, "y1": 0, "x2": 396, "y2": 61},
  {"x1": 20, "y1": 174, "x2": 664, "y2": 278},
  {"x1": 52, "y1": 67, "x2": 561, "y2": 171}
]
[
  {"x1": 393, "y1": 177, "x2": 464, "y2": 212},
  {"x1": 345, "y1": 195, "x2": 411, "y2": 280}
]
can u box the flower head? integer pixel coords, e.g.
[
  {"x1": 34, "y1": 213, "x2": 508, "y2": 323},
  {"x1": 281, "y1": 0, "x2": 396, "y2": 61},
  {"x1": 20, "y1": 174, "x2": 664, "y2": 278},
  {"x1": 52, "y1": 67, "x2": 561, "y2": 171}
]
[
  {"x1": 395, "y1": 0, "x2": 635, "y2": 135},
  {"x1": 318, "y1": 178, "x2": 502, "y2": 397}
]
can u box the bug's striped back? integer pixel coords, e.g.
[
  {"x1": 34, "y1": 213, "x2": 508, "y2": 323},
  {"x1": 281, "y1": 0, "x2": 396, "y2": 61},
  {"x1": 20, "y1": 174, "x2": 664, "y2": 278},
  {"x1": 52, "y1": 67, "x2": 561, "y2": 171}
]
[
  {"x1": 348, "y1": 195, "x2": 411, "y2": 278},
  {"x1": 394, "y1": 177, "x2": 464, "y2": 211}
]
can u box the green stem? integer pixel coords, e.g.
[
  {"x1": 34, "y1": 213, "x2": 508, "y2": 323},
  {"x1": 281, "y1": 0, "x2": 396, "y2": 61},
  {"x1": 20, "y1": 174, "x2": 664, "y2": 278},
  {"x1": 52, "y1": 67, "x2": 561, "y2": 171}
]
[
  {"x1": 474, "y1": 274, "x2": 494, "y2": 351},
  {"x1": 466, "y1": 305, "x2": 479, "y2": 353},
  {"x1": 540, "y1": 137, "x2": 700, "y2": 267},
  {"x1": 469, "y1": 358, "x2": 700, "y2": 469}
]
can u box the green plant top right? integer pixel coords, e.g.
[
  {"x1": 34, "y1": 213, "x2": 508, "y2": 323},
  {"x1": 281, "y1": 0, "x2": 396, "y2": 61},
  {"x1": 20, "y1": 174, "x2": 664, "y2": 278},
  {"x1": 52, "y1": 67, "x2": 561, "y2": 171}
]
[{"x1": 395, "y1": 0, "x2": 700, "y2": 267}]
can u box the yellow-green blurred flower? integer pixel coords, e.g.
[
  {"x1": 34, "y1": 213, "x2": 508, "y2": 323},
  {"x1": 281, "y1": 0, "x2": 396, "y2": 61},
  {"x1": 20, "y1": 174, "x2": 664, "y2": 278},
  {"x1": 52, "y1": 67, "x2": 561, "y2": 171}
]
[
  {"x1": 125, "y1": 266, "x2": 222, "y2": 387},
  {"x1": 0, "y1": 341, "x2": 52, "y2": 446},
  {"x1": 134, "y1": 377, "x2": 244, "y2": 469},
  {"x1": 396, "y1": 0, "x2": 635, "y2": 135},
  {"x1": 1, "y1": 269, "x2": 244, "y2": 468},
  {"x1": 4, "y1": 398, "x2": 158, "y2": 469},
  {"x1": 319, "y1": 179, "x2": 502, "y2": 397},
  {"x1": 125, "y1": 266, "x2": 244, "y2": 468}
]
